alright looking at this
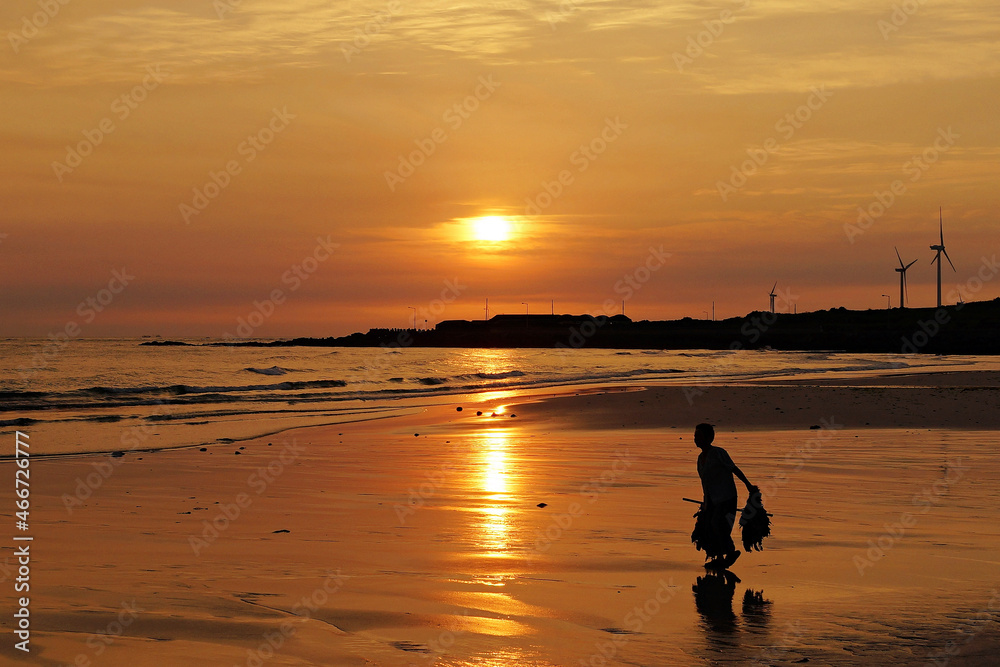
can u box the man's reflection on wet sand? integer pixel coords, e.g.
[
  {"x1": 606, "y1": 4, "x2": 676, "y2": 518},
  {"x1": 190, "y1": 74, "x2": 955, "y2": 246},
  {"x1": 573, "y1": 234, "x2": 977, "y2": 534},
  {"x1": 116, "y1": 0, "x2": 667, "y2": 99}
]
[
  {"x1": 693, "y1": 569, "x2": 741, "y2": 634},
  {"x1": 693, "y1": 570, "x2": 774, "y2": 658}
]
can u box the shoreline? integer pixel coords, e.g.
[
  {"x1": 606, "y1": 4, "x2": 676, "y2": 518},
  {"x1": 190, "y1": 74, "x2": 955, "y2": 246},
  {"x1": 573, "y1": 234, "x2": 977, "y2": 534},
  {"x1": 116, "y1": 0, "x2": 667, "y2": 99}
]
[{"x1": 10, "y1": 367, "x2": 1000, "y2": 459}]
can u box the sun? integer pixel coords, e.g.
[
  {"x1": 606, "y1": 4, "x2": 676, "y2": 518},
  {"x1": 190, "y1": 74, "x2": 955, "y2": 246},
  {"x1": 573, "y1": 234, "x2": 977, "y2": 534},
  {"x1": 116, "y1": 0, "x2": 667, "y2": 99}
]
[{"x1": 471, "y1": 216, "x2": 512, "y2": 242}]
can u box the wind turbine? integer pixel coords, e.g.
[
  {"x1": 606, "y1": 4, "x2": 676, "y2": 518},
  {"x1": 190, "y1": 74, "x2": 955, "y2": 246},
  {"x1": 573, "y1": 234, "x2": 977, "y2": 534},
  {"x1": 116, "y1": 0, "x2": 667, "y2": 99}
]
[
  {"x1": 929, "y1": 207, "x2": 955, "y2": 307},
  {"x1": 768, "y1": 282, "x2": 777, "y2": 313},
  {"x1": 894, "y1": 247, "x2": 917, "y2": 308}
]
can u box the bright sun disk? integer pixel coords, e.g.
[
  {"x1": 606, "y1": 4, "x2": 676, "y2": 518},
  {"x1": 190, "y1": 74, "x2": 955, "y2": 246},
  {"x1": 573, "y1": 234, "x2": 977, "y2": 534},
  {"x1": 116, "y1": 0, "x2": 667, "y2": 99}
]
[{"x1": 472, "y1": 216, "x2": 511, "y2": 242}]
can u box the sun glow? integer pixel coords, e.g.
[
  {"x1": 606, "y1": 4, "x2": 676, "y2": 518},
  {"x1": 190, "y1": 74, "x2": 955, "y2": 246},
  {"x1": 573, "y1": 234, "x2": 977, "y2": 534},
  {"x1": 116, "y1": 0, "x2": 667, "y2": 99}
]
[
  {"x1": 475, "y1": 429, "x2": 515, "y2": 557},
  {"x1": 471, "y1": 216, "x2": 512, "y2": 242}
]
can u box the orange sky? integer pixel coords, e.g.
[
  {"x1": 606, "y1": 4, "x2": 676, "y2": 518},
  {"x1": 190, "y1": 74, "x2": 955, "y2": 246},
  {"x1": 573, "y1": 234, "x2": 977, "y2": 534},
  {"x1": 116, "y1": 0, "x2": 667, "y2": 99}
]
[{"x1": 2, "y1": 0, "x2": 999, "y2": 338}]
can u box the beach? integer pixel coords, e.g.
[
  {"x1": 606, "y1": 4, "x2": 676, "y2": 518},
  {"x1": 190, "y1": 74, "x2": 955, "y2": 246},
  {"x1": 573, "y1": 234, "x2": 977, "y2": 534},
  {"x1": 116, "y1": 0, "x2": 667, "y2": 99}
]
[{"x1": 3, "y1": 373, "x2": 1000, "y2": 666}]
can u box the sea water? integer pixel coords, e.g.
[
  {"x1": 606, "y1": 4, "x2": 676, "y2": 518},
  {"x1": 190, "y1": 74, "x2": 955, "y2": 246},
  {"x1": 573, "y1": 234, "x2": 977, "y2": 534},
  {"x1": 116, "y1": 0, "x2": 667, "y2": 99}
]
[{"x1": 1, "y1": 339, "x2": 996, "y2": 455}]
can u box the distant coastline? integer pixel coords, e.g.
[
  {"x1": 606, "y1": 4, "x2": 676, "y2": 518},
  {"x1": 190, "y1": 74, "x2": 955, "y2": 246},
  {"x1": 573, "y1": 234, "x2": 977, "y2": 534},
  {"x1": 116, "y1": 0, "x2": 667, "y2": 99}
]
[{"x1": 141, "y1": 298, "x2": 1000, "y2": 354}]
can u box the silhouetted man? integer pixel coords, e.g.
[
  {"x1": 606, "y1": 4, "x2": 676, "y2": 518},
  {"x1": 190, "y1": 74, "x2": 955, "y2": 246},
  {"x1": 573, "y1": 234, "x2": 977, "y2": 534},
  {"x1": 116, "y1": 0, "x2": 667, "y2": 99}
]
[{"x1": 694, "y1": 423, "x2": 757, "y2": 569}]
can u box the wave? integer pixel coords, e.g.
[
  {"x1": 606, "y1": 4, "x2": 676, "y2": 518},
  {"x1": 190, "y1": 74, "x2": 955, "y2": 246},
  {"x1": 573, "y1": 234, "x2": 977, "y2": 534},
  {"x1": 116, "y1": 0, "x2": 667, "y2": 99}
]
[
  {"x1": 245, "y1": 366, "x2": 298, "y2": 376},
  {"x1": 456, "y1": 370, "x2": 527, "y2": 380},
  {"x1": 678, "y1": 351, "x2": 736, "y2": 358},
  {"x1": 0, "y1": 390, "x2": 50, "y2": 400},
  {"x1": 78, "y1": 378, "x2": 348, "y2": 397},
  {"x1": 0, "y1": 417, "x2": 36, "y2": 427}
]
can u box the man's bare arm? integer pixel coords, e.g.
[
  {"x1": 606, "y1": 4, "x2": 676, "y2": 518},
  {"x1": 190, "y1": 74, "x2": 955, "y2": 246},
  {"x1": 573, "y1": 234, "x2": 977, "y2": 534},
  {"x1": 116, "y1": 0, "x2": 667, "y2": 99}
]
[{"x1": 733, "y1": 465, "x2": 756, "y2": 491}]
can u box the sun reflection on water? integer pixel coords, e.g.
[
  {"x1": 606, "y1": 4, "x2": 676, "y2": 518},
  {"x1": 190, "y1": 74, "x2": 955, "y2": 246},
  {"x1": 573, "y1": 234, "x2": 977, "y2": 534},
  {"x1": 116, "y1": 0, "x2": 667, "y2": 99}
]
[{"x1": 475, "y1": 429, "x2": 516, "y2": 557}]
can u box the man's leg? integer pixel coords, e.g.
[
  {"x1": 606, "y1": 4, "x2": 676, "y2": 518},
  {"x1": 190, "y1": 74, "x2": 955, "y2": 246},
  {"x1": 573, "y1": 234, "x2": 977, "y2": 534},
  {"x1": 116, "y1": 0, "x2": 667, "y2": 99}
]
[
  {"x1": 720, "y1": 496, "x2": 742, "y2": 566},
  {"x1": 711, "y1": 496, "x2": 738, "y2": 555}
]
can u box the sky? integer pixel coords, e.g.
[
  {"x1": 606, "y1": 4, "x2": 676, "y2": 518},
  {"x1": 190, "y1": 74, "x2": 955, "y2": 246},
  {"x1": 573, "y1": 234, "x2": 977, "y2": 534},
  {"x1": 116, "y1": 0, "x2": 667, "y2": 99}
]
[{"x1": 2, "y1": 0, "x2": 999, "y2": 338}]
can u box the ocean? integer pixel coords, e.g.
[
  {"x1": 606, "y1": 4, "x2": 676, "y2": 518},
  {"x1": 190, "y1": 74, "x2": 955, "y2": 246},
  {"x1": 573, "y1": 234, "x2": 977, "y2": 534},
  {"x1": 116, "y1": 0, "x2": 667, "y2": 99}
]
[{"x1": 1, "y1": 339, "x2": 995, "y2": 455}]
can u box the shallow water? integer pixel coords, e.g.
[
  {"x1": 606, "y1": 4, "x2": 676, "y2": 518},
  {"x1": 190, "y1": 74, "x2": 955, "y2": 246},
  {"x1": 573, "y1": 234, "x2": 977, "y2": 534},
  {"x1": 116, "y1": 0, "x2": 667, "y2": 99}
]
[{"x1": 4, "y1": 339, "x2": 999, "y2": 454}]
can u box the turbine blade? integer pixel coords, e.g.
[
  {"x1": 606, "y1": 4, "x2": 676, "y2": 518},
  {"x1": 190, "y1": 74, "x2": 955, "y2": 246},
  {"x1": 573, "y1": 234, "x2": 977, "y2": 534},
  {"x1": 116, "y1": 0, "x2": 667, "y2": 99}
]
[
  {"x1": 771, "y1": 281, "x2": 777, "y2": 293},
  {"x1": 931, "y1": 252, "x2": 939, "y2": 265},
  {"x1": 939, "y1": 207, "x2": 944, "y2": 245},
  {"x1": 895, "y1": 246, "x2": 904, "y2": 267},
  {"x1": 943, "y1": 248, "x2": 956, "y2": 272},
  {"x1": 905, "y1": 259, "x2": 918, "y2": 270}
]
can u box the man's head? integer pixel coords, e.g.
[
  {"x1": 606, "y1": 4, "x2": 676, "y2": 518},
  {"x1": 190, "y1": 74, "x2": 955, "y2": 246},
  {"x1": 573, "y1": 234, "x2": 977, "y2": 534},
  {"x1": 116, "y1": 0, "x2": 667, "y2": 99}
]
[{"x1": 694, "y1": 423, "x2": 715, "y2": 449}]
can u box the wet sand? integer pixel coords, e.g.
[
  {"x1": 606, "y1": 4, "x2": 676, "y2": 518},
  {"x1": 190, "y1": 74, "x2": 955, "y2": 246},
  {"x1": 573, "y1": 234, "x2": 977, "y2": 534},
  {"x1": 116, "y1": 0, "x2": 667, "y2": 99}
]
[{"x1": 3, "y1": 377, "x2": 1000, "y2": 666}]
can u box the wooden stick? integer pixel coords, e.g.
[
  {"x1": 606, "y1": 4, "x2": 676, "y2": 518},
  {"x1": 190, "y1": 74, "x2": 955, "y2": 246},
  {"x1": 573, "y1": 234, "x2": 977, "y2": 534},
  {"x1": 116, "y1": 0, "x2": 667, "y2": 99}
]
[{"x1": 683, "y1": 497, "x2": 767, "y2": 515}]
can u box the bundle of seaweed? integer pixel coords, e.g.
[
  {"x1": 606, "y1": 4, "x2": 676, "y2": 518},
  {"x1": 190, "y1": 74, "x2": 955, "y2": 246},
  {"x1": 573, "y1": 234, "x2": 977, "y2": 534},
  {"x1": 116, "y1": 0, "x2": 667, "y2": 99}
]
[
  {"x1": 739, "y1": 488, "x2": 772, "y2": 552},
  {"x1": 690, "y1": 505, "x2": 728, "y2": 559}
]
